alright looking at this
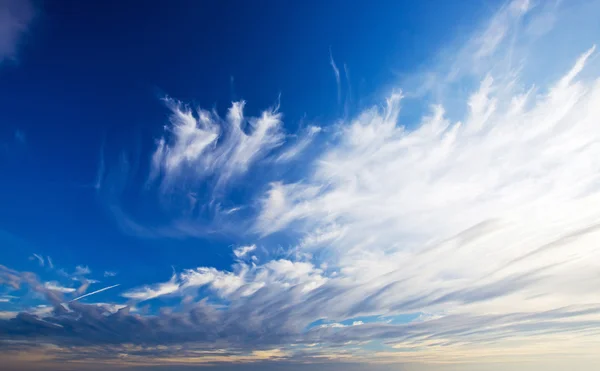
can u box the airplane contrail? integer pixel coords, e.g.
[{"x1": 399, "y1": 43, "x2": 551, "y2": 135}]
[{"x1": 70, "y1": 283, "x2": 120, "y2": 302}]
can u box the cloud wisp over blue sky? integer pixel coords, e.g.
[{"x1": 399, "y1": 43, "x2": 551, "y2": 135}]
[{"x1": 1, "y1": 0, "x2": 600, "y2": 370}]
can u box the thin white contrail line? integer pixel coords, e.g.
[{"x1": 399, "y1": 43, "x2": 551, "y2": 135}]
[{"x1": 70, "y1": 284, "x2": 120, "y2": 302}]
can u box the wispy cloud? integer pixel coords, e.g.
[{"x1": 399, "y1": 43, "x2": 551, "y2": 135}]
[
  {"x1": 149, "y1": 98, "x2": 284, "y2": 192},
  {"x1": 29, "y1": 253, "x2": 44, "y2": 267},
  {"x1": 329, "y1": 47, "x2": 342, "y2": 104},
  {"x1": 74, "y1": 265, "x2": 91, "y2": 276},
  {"x1": 103, "y1": 271, "x2": 117, "y2": 277},
  {"x1": 121, "y1": 276, "x2": 178, "y2": 302},
  {"x1": 0, "y1": 0, "x2": 35, "y2": 64},
  {"x1": 275, "y1": 126, "x2": 321, "y2": 163},
  {"x1": 233, "y1": 244, "x2": 256, "y2": 259}
]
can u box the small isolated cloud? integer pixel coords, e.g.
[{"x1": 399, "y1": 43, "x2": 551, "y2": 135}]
[
  {"x1": 74, "y1": 265, "x2": 91, "y2": 276},
  {"x1": 46, "y1": 256, "x2": 53, "y2": 269},
  {"x1": 0, "y1": 0, "x2": 35, "y2": 64},
  {"x1": 233, "y1": 244, "x2": 256, "y2": 259},
  {"x1": 103, "y1": 270, "x2": 117, "y2": 277},
  {"x1": 29, "y1": 253, "x2": 44, "y2": 267}
]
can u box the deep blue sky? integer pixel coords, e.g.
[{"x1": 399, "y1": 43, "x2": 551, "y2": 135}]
[{"x1": 0, "y1": 0, "x2": 489, "y2": 287}]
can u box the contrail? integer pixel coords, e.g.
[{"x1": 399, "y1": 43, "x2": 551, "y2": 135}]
[{"x1": 70, "y1": 284, "x2": 120, "y2": 302}]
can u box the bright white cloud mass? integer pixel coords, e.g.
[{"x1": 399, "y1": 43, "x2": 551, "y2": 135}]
[{"x1": 2, "y1": 1, "x2": 600, "y2": 370}]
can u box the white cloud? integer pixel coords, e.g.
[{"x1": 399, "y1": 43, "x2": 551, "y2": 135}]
[
  {"x1": 233, "y1": 244, "x2": 256, "y2": 259},
  {"x1": 253, "y1": 42, "x2": 600, "y2": 330},
  {"x1": 74, "y1": 265, "x2": 91, "y2": 275},
  {"x1": 122, "y1": 276, "x2": 179, "y2": 302},
  {"x1": 124, "y1": 258, "x2": 327, "y2": 302},
  {"x1": 44, "y1": 281, "x2": 76, "y2": 293},
  {"x1": 228, "y1": 0, "x2": 600, "y2": 357},
  {"x1": 104, "y1": 270, "x2": 117, "y2": 277},
  {"x1": 149, "y1": 98, "x2": 284, "y2": 192},
  {"x1": 181, "y1": 267, "x2": 246, "y2": 297},
  {"x1": 0, "y1": 0, "x2": 34, "y2": 64},
  {"x1": 473, "y1": 0, "x2": 530, "y2": 60},
  {"x1": 298, "y1": 222, "x2": 346, "y2": 249},
  {"x1": 29, "y1": 253, "x2": 44, "y2": 267},
  {"x1": 275, "y1": 125, "x2": 322, "y2": 163}
]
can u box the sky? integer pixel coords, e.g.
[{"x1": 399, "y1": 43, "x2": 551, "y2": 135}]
[{"x1": 1, "y1": 0, "x2": 600, "y2": 370}]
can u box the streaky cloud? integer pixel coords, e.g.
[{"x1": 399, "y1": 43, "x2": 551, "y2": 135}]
[
  {"x1": 330, "y1": 47, "x2": 342, "y2": 104},
  {"x1": 29, "y1": 253, "x2": 44, "y2": 267}
]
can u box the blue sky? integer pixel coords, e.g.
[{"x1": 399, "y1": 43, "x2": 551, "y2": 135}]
[{"x1": 1, "y1": 0, "x2": 600, "y2": 370}]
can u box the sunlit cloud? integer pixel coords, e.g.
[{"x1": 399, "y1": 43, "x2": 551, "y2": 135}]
[
  {"x1": 149, "y1": 97, "x2": 285, "y2": 193},
  {"x1": 44, "y1": 281, "x2": 76, "y2": 293},
  {"x1": 121, "y1": 276, "x2": 178, "y2": 302}
]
